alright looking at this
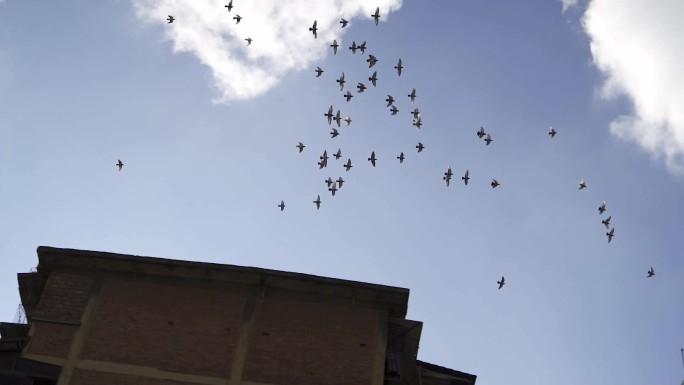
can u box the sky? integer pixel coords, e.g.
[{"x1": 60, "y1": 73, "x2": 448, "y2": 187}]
[{"x1": 1, "y1": 0, "x2": 683, "y2": 384}]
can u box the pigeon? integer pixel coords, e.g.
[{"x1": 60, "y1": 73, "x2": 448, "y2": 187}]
[
  {"x1": 369, "y1": 71, "x2": 378, "y2": 87},
  {"x1": 549, "y1": 126, "x2": 557, "y2": 138},
  {"x1": 318, "y1": 150, "x2": 329, "y2": 169},
  {"x1": 497, "y1": 276, "x2": 505, "y2": 290},
  {"x1": 344, "y1": 91, "x2": 353, "y2": 102},
  {"x1": 296, "y1": 142, "x2": 305, "y2": 153},
  {"x1": 349, "y1": 41, "x2": 358, "y2": 54},
  {"x1": 385, "y1": 95, "x2": 395, "y2": 106},
  {"x1": 336, "y1": 177, "x2": 345, "y2": 188},
  {"x1": 330, "y1": 39, "x2": 339, "y2": 54},
  {"x1": 245, "y1": 37, "x2": 252, "y2": 46},
  {"x1": 116, "y1": 159, "x2": 124, "y2": 171},
  {"x1": 329, "y1": 183, "x2": 337, "y2": 196},
  {"x1": 416, "y1": 142, "x2": 425, "y2": 153},
  {"x1": 606, "y1": 227, "x2": 615, "y2": 243},
  {"x1": 344, "y1": 158, "x2": 353, "y2": 171},
  {"x1": 602, "y1": 215, "x2": 612, "y2": 229},
  {"x1": 371, "y1": 6, "x2": 380, "y2": 25},
  {"x1": 411, "y1": 108, "x2": 421, "y2": 120},
  {"x1": 491, "y1": 179, "x2": 500, "y2": 188},
  {"x1": 413, "y1": 117, "x2": 423, "y2": 129},
  {"x1": 309, "y1": 20, "x2": 318, "y2": 38},
  {"x1": 325, "y1": 177, "x2": 334, "y2": 188},
  {"x1": 390, "y1": 105, "x2": 399, "y2": 115},
  {"x1": 477, "y1": 127, "x2": 486, "y2": 138},
  {"x1": 366, "y1": 54, "x2": 378, "y2": 68},
  {"x1": 443, "y1": 167, "x2": 453, "y2": 187},
  {"x1": 330, "y1": 128, "x2": 339, "y2": 138},
  {"x1": 357, "y1": 83, "x2": 367, "y2": 93},
  {"x1": 647, "y1": 266, "x2": 655, "y2": 278},
  {"x1": 325, "y1": 105, "x2": 334, "y2": 125},
  {"x1": 334, "y1": 149, "x2": 342, "y2": 160},
  {"x1": 598, "y1": 201, "x2": 606, "y2": 215},
  {"x1": 340, "y1": 18, "x2": 348, "y2": 28},
  {"x1": 578, "y1": 179, "x2": 587, "y2": 190},
  {"x1": 397, "y1": 152, "x2": 405, "y2": 163},
  {"x1": 368, "y1": 151, "x2": 377, "y2": 167},
  {"x1": 225, "y1": 1, "x2": 233, "y2": 12},
  {"x1": 395, "y1": 59, "x2": 403, "y2": 76},
  {"x1": 484, "y1": 133, "x2": 493, "y2": 146},
  {"x1": 408, "y1": 88, "x2": 417, "y2": 103},
  {"x1": 337, "y1": 72, "x2": 345, "y2": 91},
  {"x1": 462, "y1": 170, "x2": 470, "y2": 185},
  {"x1": 334, "y1": 110, "x2": 341, "y2": 127},
  {"x1": 315, "y1": 67, "x2": 324, "y2": 77},
  {"x1": 358, "y1": 41, "x2": 367, "y2": 54},
  {"x1": 167, "y1": 15, "x2": 175, "y2": 23},
  {"x1": 278, "y1": 200, "x2": 285, "y2": 211},
  {"x1": 233, "y1": 14, "x2": 242, "y2": 23},
  {"x1": 313, "y1": 195, "x2": 322, "y2": 210},
  {"x1": 344, "y1": 116, "x2": 352, "y2": 126}
]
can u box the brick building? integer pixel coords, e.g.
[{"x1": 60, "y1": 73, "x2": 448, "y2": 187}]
[{"x1": 0, "y1": 246, "x2": 476, "y2": 385}]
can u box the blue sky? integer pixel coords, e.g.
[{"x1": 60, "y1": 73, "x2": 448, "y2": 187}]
[{"x1": 1, "y1": 0, "x2": 683, "y2": 384}]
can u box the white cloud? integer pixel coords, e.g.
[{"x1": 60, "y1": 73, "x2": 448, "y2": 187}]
[
  {"x1": 561, "y1": 0, "x2": 579, "y2": 13},
  {"x1": 582, "y1": 0, "x2": 684, "y2": 173},
  {"x1": 132, "y1": 0, "x2": 402, "y2": 104}
]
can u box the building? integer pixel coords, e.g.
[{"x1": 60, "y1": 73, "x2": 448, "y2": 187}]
[{"x1": 1, "y1": 246, "x2": 476, "y2": 385}]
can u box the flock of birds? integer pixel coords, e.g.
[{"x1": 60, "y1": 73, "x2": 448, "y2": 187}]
[{"x1": 141, "y1": 3, "x2": 658, "y2": 288}]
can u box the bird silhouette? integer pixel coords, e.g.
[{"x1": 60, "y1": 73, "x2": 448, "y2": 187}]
[
  {"x1": 340, "y1": 18, "x2": 348, "y2": 28},
  {"x1": 416, "y1": 142, "x2": 425, "y2": 153},
  {"x1": 167, "y1": 15, "x2": 175, "y2": 23},
  {"x1": 491, "y1": 179, "x2": 500, "y2": 188},
  {"x1": 477, "y1": 127, "x2": 486, "y2": 138},
  {"x1": 397, "y1": 152, "x2": 405, "y2": 163},
  {"x1": 408, "y1": 88, "x2": 417, "y2": 103},
  {"x1": 549, "y1": 126, "x2": 557, "y2": 138},
  {"x1": 233, "y1": 14, "x2": 242, "y2": 23},
  {"x1": 598, "y1": 201, "x2": 606, "y2": 215},
  {"x1": 578, "y1": 179, "x2": 587, "y2": 190},
  {"x1": 368, "y1": 151, "x2": 377, "y2": 167},
  {"x1": 313, "y1": 195, "x2": 321, "y2": 210},
  {"x1": 116, "y1": 159, "x2": 124, "y2": 171},
  {"x1": 602, "y1": 215, "x2": 612, "y2": 229},
  {"x1": 330, "y1": 39, "x2": 339, "y2": 54},
  {"x1": 462, "y1": 170, "x2": 470, "y2": 185},
  {"x1": 497, "y1": 276, "x2": 505, "y2": 290},
  {"x1": 278, "y1": 200, "x2": 285, "y2": 211},
  {"x1": 315, "y1": 67, "x2": 324, "y2": 77},
  {"x1": 606, "y1": 227, "x2": 615, "y2": 243},
  {"x1": 385, "y1": 95, "x2": 395, "y2": 106},
  {"x1": 372, "y1": 7, "x2": 380, "y2": 25},
  {"x1": 224, "y1": 1, "x2": 233, "y2": 12},
  {"x1": 395, "y1": 59, "x2": 403, "y2": 76},
  {"x1": 647, "y1": 266, "x2": 655, "y2": 278},
  {"x1": 484, "y1": 133, "x2": 493, "y2": 146},
  {"x1": 296, "y1": 142, "x2": 305, "y2": 153},
  {"x1": 344, "y1": 91, "x2": 353, "y2": 102},
  {"x1": 344, "y1": 158, "x2": 353, "y2": 171},
  {"x1": 309, "y1": 20, "x2": 318, "y2": 38},
  {"x1": 245, "y1": 37, "x2": 252, "y2": 46}
]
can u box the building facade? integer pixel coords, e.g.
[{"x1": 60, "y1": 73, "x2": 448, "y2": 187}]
[{"x1": 1, "y1": 246, "x2": 476, "y2": 385}]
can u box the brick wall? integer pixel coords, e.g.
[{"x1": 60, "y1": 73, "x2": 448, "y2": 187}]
[
  {"x1": 32, "y1": 270, "x2": 93, "y2": 324},
  {"x1": 70, "y1": 369, "x2": 205, "y2": 385}
]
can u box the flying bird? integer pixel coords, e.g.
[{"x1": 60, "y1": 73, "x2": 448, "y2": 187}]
[
  {"x1": 366, "y1": 54, "x2": 378, "y2": 68},
  {"x1": 330, "y1": 128, "x2": 339, "y2": 138},
  {"x1": 395, "y1": 59, "x2": 403, "y2": 76},
  {"x1": 337, "y1": 72, "x2": 345, "y2": 91},
  {"x1": 484, "y1": 133, "x2": 493, "y2": 146},
  {"x1": 325, "y1": 105, "x2": 333, "y2": 125},
  {"x1": 462, "y1": 169, "x2": 470, "y2": 186},
  {"x1": 385, "y1": 95, "x2": 395, "y2": 106},
  {"x1": 334, "y1": 149, "x2": 342, "y2": 160},
  {"x1": 313, "y1": 195, "x2": 322, "y2": 210},
  {"x1": 416, "y1": 142, "x2": 425, "y2": 153},
  {"x1": 167, "y1": 15, "x2": 175, "y2": 23},
  {"x1": 413, "y1": 117, "x2": 422, "y2": 129},
  {"x1": 598, "y1": 201, "x2": 606, "y2": 215},
  {"x1": 647, "y1": 267, "x2": 655, "y2": 278},
  {"x1": 349, "y1": 41, "x2": 358, "y2": 54},
  {"x1": 329, "y1": 183, "x2": 337, "y2": 196},
  {"x1": 233, "y1": 14, "x2": 242, "y2": 23},
  {"x1": 397, "y1": 152, "x2": 405, "y2": 163},
  {"x1": 336, "y1": 177, "x2": 345, "y2": 188},
  {"x1": 340, "y1": 18, "x2": 348, "y2": 28},
  {"x1": 408, "y1": 88, "x2": 416, "y2": 103},
  {"x1": 344, "y1": 91, "x2": 353, "y2": 102},
  {"x1": 411, "y1": 107, "x2": 421, "y2": 120},
  {"x1": 477, "y1": 127, "x2": 486, "y2": 138},
  {"x1": 602, "y1": 215, "x2": 612, "y2": 229},
  {"x1": 296, "y1": 142, "x2": 305, "y2": 153},
  {"x1": 245, "y1": 37, "x2": 252, "y2": 46},
  {"x1": 344, "y1": 116, "x2": 352, "y2": 126},
  {"x1": 497, "y1": 276, "x2": 505, "y2": 290},
  {"x1": 315, "y1": 67, "x2": 324, "y2": 77},
  {"x1": 390, "y1": 105, "x2": 399, "y2": 115},
  {"x1": 309, "y1": 20, "x2": 318, "y2": 38},
  {"x1": 116, "y1": 159, "x2": 124, "y2": 171},
  {"x1": 344, "y1": 158, "x2": 353, "y2": 171},
  {"x1": 358, "y1": 41, "x2": 367, "y2": 54},
  {"x1": 606, "y1": 227, "x2": 615, "y2": 243},
  {"x1": 357, "y1": 82, "x2": 367, "y2": 93},
  {"x1": 278, "y1": 200, "x2": 285, "y2": 211},
  {"x1": 334, "y1": 110, "x2": 341, "y2": 127},
  {"x1": 549, "y1": 126, "x2": 557, "y2": 138},
  {"x1": 578, "y1": 179, "x2": 587, "y2": 190},
  {"x1": 443, "y1": 167, "x2": 453, "y2": 187},
  {"x1": 372, "y1": 7, "x2": 380, "y2": 25},
  {"x1": 326, "y1": 177, "x2": 334, "y2": 188},
  {"x1": 225, "y1": 1, "x2": 233, "y2": 12},
  {"x1": 368, "y1": 151, "x2": 377, "y2": 167},
  {"x1": 491, "y1": 179, "x2": 500, "y2": 188},
  {"x1": 318, "y1": 150, "x2": 329, "y2": 169},
  {"x1": 330, "y1": 39, "x2": 339, "y2": 54},
  {"x1": 369, "y1": 71, "x2": 378, "y2": 87}
]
